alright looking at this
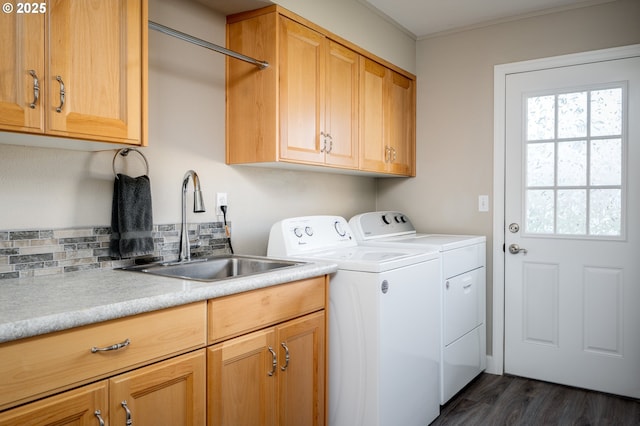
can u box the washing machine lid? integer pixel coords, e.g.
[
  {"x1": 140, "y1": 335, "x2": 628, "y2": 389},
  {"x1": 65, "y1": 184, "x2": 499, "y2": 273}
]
[{"x1": 286, "y1": 245, "x2": 437, "y2": 273}]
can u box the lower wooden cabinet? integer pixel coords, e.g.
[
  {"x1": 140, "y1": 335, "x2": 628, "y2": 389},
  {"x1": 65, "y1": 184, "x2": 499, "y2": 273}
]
[
  {"x1": 0, "y1": 276, "x2": 327, "y2": 425},
  {"x1": 0, "y1": 381, "x2": 108, "y2": 426},
  {"x1": 0, "y1": 350, "x2": 206, "y2": 426},
  {"x1": 110, "y1": 349, "x2": 206, "y2": 425},
  {"x1": 208, "y1": 311, "x2": 325, "y2": 426}
]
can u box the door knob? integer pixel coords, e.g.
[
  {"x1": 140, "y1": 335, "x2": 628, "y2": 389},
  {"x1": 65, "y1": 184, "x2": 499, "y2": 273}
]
[{"x1": 509, "y1": 244, "x2": 528, "y2": 255}]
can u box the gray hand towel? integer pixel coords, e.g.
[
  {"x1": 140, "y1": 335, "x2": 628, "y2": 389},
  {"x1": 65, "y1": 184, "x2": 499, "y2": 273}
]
[{"x1": 109, "y1": 174, "x2": 154, "y2": 258}]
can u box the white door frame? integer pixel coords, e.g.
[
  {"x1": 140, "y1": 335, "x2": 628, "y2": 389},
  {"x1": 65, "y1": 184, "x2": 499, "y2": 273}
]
[{"x1": 490, "y1": 44, "x2": 640, "y2": 375}]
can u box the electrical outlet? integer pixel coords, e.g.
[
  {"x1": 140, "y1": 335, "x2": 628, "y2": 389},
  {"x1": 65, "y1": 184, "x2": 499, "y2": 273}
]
[{"x1": 216, "y1": 192, "x2": 228, "y2": 213}]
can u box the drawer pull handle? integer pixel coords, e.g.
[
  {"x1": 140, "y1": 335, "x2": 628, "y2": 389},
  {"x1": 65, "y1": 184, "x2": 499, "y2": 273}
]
[
  {"x1": 91, "y1": 338, "x2": 131, "y2": 353},
  {"x1": 121, "y1": 400, "x2": 133, "y2": 425},
  {"x1": 280, "y1": 342, "x2": 290, "y2": 371},
  {"x1": 29, "y1": 70, "x2": 39, "y2": 109},
  {"x1": 267, "y1": 346, "x2": 277, "y2": 376},
  {"x1": 94, "y1": 410, "x2": 105, "y2": 426}
]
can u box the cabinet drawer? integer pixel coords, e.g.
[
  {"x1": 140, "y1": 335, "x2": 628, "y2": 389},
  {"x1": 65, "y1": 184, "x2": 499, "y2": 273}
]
[
  {"x1": 0, "y1": 302, "x2": 206, "y2": 410},
  {"x1": 208, "y1": 277, "x2": 326, "y2": 343}
]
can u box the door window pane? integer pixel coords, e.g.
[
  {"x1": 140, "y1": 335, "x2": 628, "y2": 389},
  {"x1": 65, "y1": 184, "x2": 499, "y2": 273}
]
[
  {"x1": 591, "y1": 139, "x2": 622, "y2": 185},
  {"x1": 527, "y1": 95, "x2": 555, "y2": 140},
  {"x1": 591, "y1": 88, "x2": 622, "y2": 137},
  {"x1": 526, "y1": 190, "x2": 555, "y2": 234},
  {"x1": 557, "y1": 141, "x2": 586, "y2": 186},
  {"x1": 557, "y1": 190, "x2": 586, "y2": 235},
  {"x1": 590, "y1": 189, "x2": 622, "y2": 236},
  {"x1": 558, "y1": 92, "x2": 587, "y2": 138},
  {"x1": 524, "y1": 85, "x2": 625, "y2": 238},
  {"x1": 527, "y1": 143, "x2": 555, "y2": 186}
]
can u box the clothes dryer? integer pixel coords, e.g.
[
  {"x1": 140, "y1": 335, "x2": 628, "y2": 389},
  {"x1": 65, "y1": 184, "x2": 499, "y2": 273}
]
[
  {"x1": 268, "y1": 215, "x2": 441, "y2": 426},
  {"x1": 349, "y1": 211, "x2": 486, "y2": 404}
]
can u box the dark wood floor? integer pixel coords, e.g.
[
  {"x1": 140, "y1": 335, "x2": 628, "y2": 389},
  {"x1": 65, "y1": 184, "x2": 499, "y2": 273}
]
[{"x1": 430, "y1": 373, "x2": 640, "y2": 425}]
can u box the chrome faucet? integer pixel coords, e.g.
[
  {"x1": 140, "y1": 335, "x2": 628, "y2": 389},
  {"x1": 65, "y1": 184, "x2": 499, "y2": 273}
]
[{"x1": 179, "y1": 170, "x2": 205, "y2": 262}]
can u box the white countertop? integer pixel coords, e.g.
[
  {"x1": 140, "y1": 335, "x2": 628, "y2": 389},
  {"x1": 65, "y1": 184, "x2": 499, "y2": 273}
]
[{"x1": 0, "y1": 261, "x2": 337, "y2": 344}]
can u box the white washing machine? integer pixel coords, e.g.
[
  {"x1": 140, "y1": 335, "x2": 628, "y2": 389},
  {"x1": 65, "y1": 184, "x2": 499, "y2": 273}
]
[
  {"x1": 268, "y1": 216, "x2": 441, "y2": 426},
  {"x1": 349, "y1": 211, "x2": 486, "y2": 405}
]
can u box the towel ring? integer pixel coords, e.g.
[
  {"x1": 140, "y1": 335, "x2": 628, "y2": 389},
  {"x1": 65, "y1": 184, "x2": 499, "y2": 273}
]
[{"x1": 113, "y1": 148, "x2": 149, "y2": 178}]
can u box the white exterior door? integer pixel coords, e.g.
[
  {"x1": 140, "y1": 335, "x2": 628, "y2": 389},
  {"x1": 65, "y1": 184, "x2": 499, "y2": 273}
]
[{"x1": 504, "y1": 56, "x2": 640, "y2": 398}]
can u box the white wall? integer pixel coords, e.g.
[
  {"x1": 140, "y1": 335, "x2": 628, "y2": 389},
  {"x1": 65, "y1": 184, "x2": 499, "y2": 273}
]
[
  {"x1": 0, "y1": 0, "x2": 414, "y2": 255},
  {"x1": 376, "y1": 0, "x2": 640, "y2": 354}
]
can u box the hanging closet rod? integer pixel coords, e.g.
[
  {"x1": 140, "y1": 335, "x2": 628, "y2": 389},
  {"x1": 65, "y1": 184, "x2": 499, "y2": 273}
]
[{"x1": 148, "y1": 20, "x2": 269, "y2": 69}]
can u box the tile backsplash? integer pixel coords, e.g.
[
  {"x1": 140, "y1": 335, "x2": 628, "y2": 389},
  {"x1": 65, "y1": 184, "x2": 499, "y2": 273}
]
[{"x1": 0, "y1": 222, "x2": 230, "y2": 280}]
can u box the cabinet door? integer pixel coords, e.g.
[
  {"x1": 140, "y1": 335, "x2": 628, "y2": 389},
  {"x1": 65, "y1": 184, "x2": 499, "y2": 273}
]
[
  {"x1": 387, "y1": 70, "x2": 415, "y2": 176},
  {"x1": 208, "y1": 329, "x2": 277, "y2": 426},
  {"x1": 277, "y1": 311, "x2": 326, "y2": 426},
  {"x1": 47, "y1": 0, "x2": 143, "y2": 144},
  {"x1": 359, "y1": 57, "x2": 387, "y2": 172},
  {"x1": 325, "y1": 41, "x2": 359, "y2": 168},
  {"x1": 279, "y1": 16, "x2": 325, "y2": 164},
  {"x1": 0, "y1": 11, "x2": 44, "y2": 132},
  {"x1": 109, "y1": 350, "x2": 206, "y2": 426},
  {"x1": 0, "y1": 381, "x2": 108, "y2": 426}
]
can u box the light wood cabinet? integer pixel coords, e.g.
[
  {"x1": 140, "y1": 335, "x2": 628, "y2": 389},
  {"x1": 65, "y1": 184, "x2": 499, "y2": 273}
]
[
  {"x1": 278, "y1": 17, "x2": 359, "y2": 168},
  {"x1": 0, "y1": 351, "x2": 206, "y2": 426},
  {"x1": 0, "y1": 11, "x2": 45, "y2": 133},
  {"x1": 226, "y1": 5, "x2": 414, "y2": 176},
  {"x1": 0, "y1": 0, "x2": 147, "y2": 148},
  {"x1": 110, "y1": 349, "x2": 206, "y2": 425},
  {"x1": 227, "y1": 10, "x2": 358, "y2": 170},
  {"x1": 0, "y1": 381, "x2": 108, "y2": 426},
  {"x1": 0, "y1": 302, "x2": 206, "y2": 410},
  {"x1": 207, "y1": 276, "x2": 327, "y2": 426},
  {"x1": 209, "y1": 311, "x2": 325, "y2": 426},
  {"x1": 360, "y1": 57, "x2": 416, "y2": 176},
  {"x1": 0, "y1": 276, "x2": 327, "y2": 425}
]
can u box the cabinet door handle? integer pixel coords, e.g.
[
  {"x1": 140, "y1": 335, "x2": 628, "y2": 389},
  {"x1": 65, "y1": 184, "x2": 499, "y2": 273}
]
[
  {"x1": 91, "y1": 338, "x2": 131, "y2": 353},
  {"x1": 55, "y1": 75, "x2": 65, "y2": 112},
  {"x1": 384, "y1": 146, "x2": 391, "y2": 163},
  {"x1": 391, "y1": 147, "x2": 397, "y2": 162},
  {"x1": 121, "y1": 400, "x2": 133, "y2": 426},
  {"x1": 280, "y1": 342, "x2": 290, "y2": 371},
  {"x1": 28, "y1": 70, "x2": 39, "y2": 109},
  {"x1": 325, "y1": 134, "x2": 333, "y2": 154},
  {"x1": 94, "y1": 410, "x2": 105, "y2": 426},
  {"x1": 320, "y1": 132, "x2": 327, "y2": 152},
  {"x1": 267, "y1": 346, "x2": 277, "y2": 376}
]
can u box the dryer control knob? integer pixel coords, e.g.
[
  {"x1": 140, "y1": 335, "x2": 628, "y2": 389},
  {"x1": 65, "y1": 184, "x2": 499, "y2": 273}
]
[
  {"x1": 305, "y1": 226, "x2": 314, "y2": 236},
  {"x1": 334, "y1": 221, "x2": 347, "y2": 237},
  {"x1": 293, "y1": 227, "x2": 303, "y2": 238},
  {"x1": 382, "y1": 214, "x2": 391, "y2": 225}
]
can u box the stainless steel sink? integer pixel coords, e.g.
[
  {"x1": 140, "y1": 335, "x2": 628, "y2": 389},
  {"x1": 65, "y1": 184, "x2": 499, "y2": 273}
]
[{"x1": 121, "y1": 255, "x2": 303, "y2": 282}]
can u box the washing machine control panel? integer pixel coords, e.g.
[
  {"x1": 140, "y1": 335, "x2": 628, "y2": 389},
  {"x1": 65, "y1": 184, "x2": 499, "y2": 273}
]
[
  {"x1": 268, "y1": 216, "x2": 356, "y2": 256},
  {"x1": 350, "y1": 211, "x2": 416, "y2": 240}
]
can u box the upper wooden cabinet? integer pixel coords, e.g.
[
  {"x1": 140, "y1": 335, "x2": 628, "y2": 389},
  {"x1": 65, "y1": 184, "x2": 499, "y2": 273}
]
[
  {"x1": 278, "y1": 17, "x2": 359, "y2": 169},
  {"x1": 226, "y1": 6, "x2": 415, "y2": 177},
  {"x1": 360, "y1": 57, "x2": 416, "y2": 176},
  {"x1": 0, "y1": 0, "x2": 148, "y2": 148}
]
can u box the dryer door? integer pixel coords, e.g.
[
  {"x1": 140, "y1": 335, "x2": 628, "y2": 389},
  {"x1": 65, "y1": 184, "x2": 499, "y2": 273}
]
[{"x1": 444, "y1": 267, "x2": 485, "y2": 346}]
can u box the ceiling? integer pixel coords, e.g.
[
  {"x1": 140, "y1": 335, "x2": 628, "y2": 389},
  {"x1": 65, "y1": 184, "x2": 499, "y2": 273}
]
[
  {"x1": 361, "y1": 0, "x2": 613, "y2": 38},
  {"x1": 195, "y1": 0, "x2": 613, "y2": 39}
]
